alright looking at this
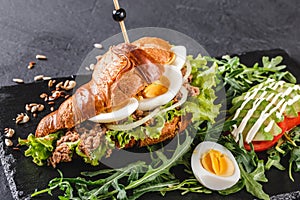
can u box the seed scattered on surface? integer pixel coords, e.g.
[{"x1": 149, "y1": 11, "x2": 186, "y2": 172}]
[
  {"x1": 12, "y1": 78, "x2": 24, "y2": 84},
  {"x1": 5, "y1": 139, "x2": 13, "y2": 147},
  {"x1": 33, "y1": 113, "x2": 37, "y2": 118},
  {"x1": 34, "y1": 75, "x2": 44, "y2": 81},
  {"x1": 27, "y1": 61, "x2": 36, "y2": 69},
  {"x1": 64, "y1": 80, "x2": 76, "y2": 91},
  {"x1": 40, "y1": 93, "x2": 48, "y2": 99},
  {"x1": 94, "y1": 43, "x2": 103, "y2": 49},
  {"x1": 16, "y1": 113, "x2": 30, "y2": 124},
  {"x1": 31, "y1": 106, "x2": 38, "y2": 113},
  {"x1": 50, "y1": 107, "x2": 54, "y2": 111},
  {"x1": 36, "y1": 54, "x2": 47, "y2": 60},
  {"x1": 48, "y1": 101, "x2": 55, "y2": 105},
  {"x1": 43, "y1": 76, "x2": 52, "y2": 80},
  {"x1": 85, "y1": 67, "x2": 90, "y2": 71},
  {"x1": 25, "y1": 103, "x2": 44, "y2": 114},
  {"x1": 25, "y1": 104, "x2": 31, "y2": 111},
  {"x1": 52, "y1": 91, "x2": 61, "y2": 99},
  {"x1": 63, "y1": 80, "x2": 70, "y2": 88},
  {"x1": 89, "y1": 64, "x2": 95, "y2": 71},
  {"x1": 37, "y1": 104, "x2": 44, "y2": 112},
  {"x1": 48, "y1": 79, "x2": 56, "y2": 87},
  {"x1": 65, "y1": 95, "x2": 70, "y2": 99},
  {"x1": 56, "y1": 81, "x2": 63, "y2": 88},
  {"x1": 4, "y1": 128, "x2": 15, "y2": 138}
]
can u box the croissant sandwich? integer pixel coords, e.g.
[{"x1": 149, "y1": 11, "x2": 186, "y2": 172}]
[{"x1": 19, "y1": 37, "x2": 219, "y2": 167}]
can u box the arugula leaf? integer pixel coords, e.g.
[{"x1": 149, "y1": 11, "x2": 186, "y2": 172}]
[
  {"x1": 265, "y1": 148, "x2": 285, "y2": 171},
  {"x1": 31, "y1": 132, "x2": 194, "y2": 199},
  {"x1": 221, "y1": 135, "x2": 257, "y2": 173},
  {"x1": 251, "y1": 160, "x2": 268, "y2": 182},
  {"x1": 205, "y1": 55, "x2": 296, "y2": 103},
  {"x1": 239, "y1": 163, "x2": 269, "y2": 200},
  {"x1": 289, "y1": 147, "x2": 300, "y2": 181}
]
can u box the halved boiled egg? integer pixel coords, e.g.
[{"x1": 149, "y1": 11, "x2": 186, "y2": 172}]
[
  {"x1": 138, "y1": 66, "x2": 183, "y2": 111},
  {"x1": 191, "y1": 141, "x2": 240, "y2": 190},
  {"x1": 89, "y1": 98, "x2": 138, "y2": 123},
  {"x1": 137, "y1": 45, "x2": 186, "y2": 111}
]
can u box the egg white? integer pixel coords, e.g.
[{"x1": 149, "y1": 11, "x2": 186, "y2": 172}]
[
  {"x1": 191, "y1": 141, "x2": 240, "y2": 190},
  {"x1": 137, "y1": 45, "x2": 187, "y2": 111},
  {"x1": 89, "y1": 98, "x2": 138, "y2": 123}
]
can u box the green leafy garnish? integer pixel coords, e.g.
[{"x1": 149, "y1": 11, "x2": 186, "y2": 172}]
[
  {"x1": 18, "y1": 131, "x2": 63, "y2": 166},
  {"x1": 205, "y1": 55, "x2": 296, "y2": 102}
]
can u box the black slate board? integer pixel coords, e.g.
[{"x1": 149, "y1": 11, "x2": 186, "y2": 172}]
[{"x1": 1, "y1": 49, "x2": 300, "y2": 200}]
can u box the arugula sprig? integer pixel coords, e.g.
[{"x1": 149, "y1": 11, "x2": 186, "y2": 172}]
[
  {"x1": 31, "y1": 132, "x2": 195, "y2": 199},
  {"x1": 205, "y1": 55, "x2": 296, "y2": 102},
  {"x1": 266, "y1": 127, "x2": 300, "y2": 181}
]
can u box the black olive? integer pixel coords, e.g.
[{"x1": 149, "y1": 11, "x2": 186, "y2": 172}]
[{"x1": 112, "y1": 8, "x2": 126, "y2": 22}]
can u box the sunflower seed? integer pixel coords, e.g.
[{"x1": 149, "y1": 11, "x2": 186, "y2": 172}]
[
  {"x1": 48, "y1": 101, "x2": 55, "y2": 105},
  {"x1": 43, "y1": 76, "x2": 52, "y2": 80},
  {"x1": 33, "y1": 113, "x2": 37, "y2": 118},
  {"x1": 93, "y1": 43, "x2": 103, "y2": 49},
  {"x1": 34, "y1": 75, "x2": 44, "y2": 81},
  {"x1": 56, "y1": 81, "x2": 63, "y2": 88},
  {"x1": 50, "y1": 107, "x2": 54, "y2": 111},
  {"x1": 25, "y1": 104, "x2": 31, "y2": 111},
  {"x1": 16, "y1": 113, "x2": 30, "y2": 124},
  {"x1": 52, "y1": 91, "x2": 61, "y2": 99},
  {"x1": 4, "y1": 128, "x2": 15, "y2": 138},
  {"x1": 63, "y1": 80, "x2": 70, "y2": 88},
  {"x1": 40, "y1": 93, "x2": 48, "y2": 99},
  {"x1": 27, "y1": 61, "x2": 36, "y2": 69},
  {"x1": 5, "y1": 139, "x2": 13, "y2": 147},
  {"x1": 12, "y1": 78, "x2": 24, "y2": 84},
  {"x1": 89, "y1": 64, "x2": 95, "y2": 71},
  {"x1": 64, "y1": 80, "x2": 76, "y2": 91},
  {"x1": 36, "y1": 54, "x2": 47, "y2": 60},
  {"x1": 37, "y1": 104, "x2": 44, "y2": 112},
  {"x1": 30, "y1": 106, "x2": 38, "y2": 113},
  {"x1": 85, "y1": 67, "x2": 90, "y2": 71}
]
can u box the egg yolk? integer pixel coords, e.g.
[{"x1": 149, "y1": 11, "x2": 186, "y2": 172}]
[
  {"x1": 142, "y1": 81, "x2": 168, "y2": 98},
  {"x1": 201, "y1": 149, "x2": 234, "y2": 177}
]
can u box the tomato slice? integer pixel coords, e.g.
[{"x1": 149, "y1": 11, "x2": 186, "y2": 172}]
[{"x1": 244, "y1": 113, "x2": 300, "y2": 152}]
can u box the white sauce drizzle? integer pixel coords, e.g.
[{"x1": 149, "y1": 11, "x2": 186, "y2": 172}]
[
  {"x1": 264, "y1": 120, "x2": 275, "y2": 133},
  {"x1": 232, "y1": 91, "x2": 267, "y2": 138},
  {"x1": 232, "y1": 80, "x2": 300, "y2": 143}
]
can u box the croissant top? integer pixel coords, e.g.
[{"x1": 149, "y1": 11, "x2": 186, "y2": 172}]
[{"x1": 35, "y1": 37, "x2": 175, "y2": 137}]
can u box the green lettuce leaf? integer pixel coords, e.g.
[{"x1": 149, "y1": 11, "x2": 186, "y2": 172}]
[{"x1": 18, "y1": 131, "x2": 63, "y2": 166}]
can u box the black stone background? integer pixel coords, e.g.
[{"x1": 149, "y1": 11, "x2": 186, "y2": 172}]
[{"x1": 0, "y1": 0, "x2": 299, "y2": 199}]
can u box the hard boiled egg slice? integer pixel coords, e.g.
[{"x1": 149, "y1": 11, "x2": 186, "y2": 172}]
[
  {"x1": 138, "y1": 66, "x2": 183, "y2": 111},
  {"x1": 171, "y1": 46, "x2": 187, "y2": 70},
  {"x1": 89, "y1": 98, "x2": 138, "y2": 123},
  {"x1": 191, "y1": 141, "x2": 240, "y2": 190}
]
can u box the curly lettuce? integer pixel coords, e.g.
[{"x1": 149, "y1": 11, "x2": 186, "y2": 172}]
[{"x1": 18, "y1": 131, "x2": 63, "y2": 166}]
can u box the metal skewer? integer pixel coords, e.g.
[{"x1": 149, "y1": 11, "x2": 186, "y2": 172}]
[{"x1": 112, "y1": 0, "x2": 130, "y2": 43}]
